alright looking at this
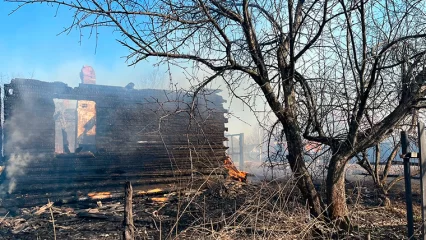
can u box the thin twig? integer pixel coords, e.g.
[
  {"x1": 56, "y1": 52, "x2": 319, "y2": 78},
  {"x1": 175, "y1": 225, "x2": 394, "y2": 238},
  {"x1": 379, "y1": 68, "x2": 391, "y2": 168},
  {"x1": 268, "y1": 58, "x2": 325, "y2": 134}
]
[
  {"x1": 48, "y1": 199, "x2": 57, "y2": 240},
  {"x1": 0, "y1": 211, "x2": 10, "y2": 224}
]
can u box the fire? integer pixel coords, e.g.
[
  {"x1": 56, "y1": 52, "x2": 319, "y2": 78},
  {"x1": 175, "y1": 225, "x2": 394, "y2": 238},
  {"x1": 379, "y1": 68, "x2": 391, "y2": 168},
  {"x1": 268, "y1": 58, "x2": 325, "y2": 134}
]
[
  {"x1": 150, "y1": 197, "x2": 168, "y2": 203},
  {"x1": 137, "y1": 188, "x2": 163, "y2": 195},
  {"x1": 224, "y1": 156, "x2": 247, "y2": 182},
  {"x1": 88, "y1": 192, "x2": 112, "y2": 200}
]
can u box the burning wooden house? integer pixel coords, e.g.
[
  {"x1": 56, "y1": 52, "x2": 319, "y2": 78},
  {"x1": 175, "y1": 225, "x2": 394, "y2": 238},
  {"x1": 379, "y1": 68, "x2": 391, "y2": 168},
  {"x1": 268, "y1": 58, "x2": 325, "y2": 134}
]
[{"x1": 0, "y1": 74, "x2": 227, "y2": 210}]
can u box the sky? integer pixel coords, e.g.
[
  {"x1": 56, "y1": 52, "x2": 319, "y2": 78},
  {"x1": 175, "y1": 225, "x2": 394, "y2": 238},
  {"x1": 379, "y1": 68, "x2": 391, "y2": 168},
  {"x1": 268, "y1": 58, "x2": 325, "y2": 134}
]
[
  {"x1": 0, "y1": 2, "x2": 260, "y2": 137},
  {"x1": 0, "y1": 3, "x2": 153, "y2": 86}
]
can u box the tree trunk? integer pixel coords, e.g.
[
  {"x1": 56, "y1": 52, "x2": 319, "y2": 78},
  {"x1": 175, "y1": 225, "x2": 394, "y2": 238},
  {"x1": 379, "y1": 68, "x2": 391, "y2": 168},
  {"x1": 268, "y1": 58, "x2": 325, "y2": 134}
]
[
  {"x1": 326, "y1": 155, "x2": 349, "y2": 228},
  {"x1": 273, "y1": 44, "x2": 325, "y2": 219},
  {"x1": 258, "y1": 74, "x2": 325, "y2": 218},
  {"x1": 283, "y1": 119, "x2": 325, "y2": 218},
  {"x1": 380, "y1": 193, "x2": 391, "y2": 207},
  {"x1": 291, "y1": 152, "x2": 325, "y2": 218}
]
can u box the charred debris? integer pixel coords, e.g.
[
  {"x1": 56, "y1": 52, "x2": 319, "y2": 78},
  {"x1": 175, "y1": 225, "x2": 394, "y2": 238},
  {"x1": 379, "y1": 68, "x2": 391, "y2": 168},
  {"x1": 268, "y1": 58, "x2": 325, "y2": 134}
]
[{"x1": 0, "y1": 77, "x2": 229, "y2": 211}]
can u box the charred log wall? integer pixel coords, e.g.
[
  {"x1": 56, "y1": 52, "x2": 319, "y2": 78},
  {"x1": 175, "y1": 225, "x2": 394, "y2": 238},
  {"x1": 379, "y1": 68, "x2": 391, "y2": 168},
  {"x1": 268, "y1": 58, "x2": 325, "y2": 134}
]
[{"x1": 0, "y1": 79, "x2": 227, "y2": 208}]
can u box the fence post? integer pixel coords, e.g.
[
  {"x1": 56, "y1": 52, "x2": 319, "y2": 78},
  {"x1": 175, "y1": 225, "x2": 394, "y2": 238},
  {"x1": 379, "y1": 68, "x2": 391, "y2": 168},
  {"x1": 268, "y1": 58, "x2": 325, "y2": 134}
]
[
  {"x1": 418, "y1": 121, "x2": 426, "y2": 240},
  {"x1": 123, "y1": 181, "x2": 135, "y2": 240},
  {"x1": 402, "y1": 131, "x2": 415, "y2": 239}
]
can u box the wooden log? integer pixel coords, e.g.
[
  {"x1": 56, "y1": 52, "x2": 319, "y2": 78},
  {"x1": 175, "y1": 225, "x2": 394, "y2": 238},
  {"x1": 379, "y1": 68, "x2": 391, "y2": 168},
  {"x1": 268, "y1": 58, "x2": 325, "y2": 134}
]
[{"x1": 123, "y1": 181, "x2": 135, "y2": 240}]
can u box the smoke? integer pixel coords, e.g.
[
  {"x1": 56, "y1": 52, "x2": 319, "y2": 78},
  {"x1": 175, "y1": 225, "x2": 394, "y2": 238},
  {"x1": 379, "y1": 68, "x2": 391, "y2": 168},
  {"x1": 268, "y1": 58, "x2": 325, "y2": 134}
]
[
  {"x1": 5, "y1": 153, "x2": 32, "y2": 194},
  {"x1": 0, "y1": 86, "x2": 44, "y2": 195},
  {"x1": 1, "y1": 116, "x2": 37, "y2": 195}
]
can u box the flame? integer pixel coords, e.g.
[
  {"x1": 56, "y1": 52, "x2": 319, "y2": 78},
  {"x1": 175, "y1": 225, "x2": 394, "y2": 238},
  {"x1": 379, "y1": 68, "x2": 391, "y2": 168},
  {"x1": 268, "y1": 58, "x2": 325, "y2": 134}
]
[
  {"x1": 88, "y1": 192, "x2": 112, "y2": 200},
  {"x1": 137, "y1": 188, "x2": 163, "y2": 195},
  {"x1": 224, "y1": 156, "x2": 247, "y2": 182},
  {"x1": 151, "y1": 197, "x2": 168, "y2": 203}
]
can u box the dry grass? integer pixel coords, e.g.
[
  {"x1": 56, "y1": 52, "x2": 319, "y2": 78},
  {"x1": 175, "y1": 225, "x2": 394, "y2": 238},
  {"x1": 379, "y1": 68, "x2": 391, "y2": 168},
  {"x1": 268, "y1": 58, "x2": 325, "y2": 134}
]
[
  {"x1": 176, "y1": 176, "x2": 422, "y2": 240},
  {"x1": 0, "y1": 176, "x2": 422, "y2": 239},
  {"x1": 175, "y1": 178, "x2": 334, "y2": 239}
]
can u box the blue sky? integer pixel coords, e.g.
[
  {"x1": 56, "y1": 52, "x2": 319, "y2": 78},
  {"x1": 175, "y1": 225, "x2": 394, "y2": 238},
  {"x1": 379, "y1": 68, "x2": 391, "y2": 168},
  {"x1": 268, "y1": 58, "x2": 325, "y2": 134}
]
[
  {"x1": 0, "y1": 2, "x2": 261, "y2": 136},
  {"x1": 0, "y1": 2, "x2": 169, "y2": 88}
]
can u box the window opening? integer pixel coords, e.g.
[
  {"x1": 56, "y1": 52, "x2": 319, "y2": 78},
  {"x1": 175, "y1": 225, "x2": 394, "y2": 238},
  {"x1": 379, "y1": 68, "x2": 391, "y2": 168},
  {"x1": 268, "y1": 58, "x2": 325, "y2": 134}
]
[
  {"x1": 53, "y1": 99, "x2": 97, "y2": 154},
  {"x1": 77, "y1": 100, "x2": 97, "y2": 153},
  {"x1": 54, "y1": 99, "x2": 77, "y2": 153}
]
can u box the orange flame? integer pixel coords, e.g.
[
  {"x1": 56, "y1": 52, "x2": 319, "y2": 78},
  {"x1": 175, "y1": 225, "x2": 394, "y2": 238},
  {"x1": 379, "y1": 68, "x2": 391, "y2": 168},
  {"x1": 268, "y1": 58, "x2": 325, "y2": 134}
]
[
  {"x1": 224, "y1": 156, "x2": 247, "y2": 182},
  {"x1": 151, "y1": 197, "x2": 168, "y2": 203},
  {"x1": 137, "y1": 188, "x2": 163, "y2": 195},
  {"x1": 88, "y1": 192, "x2": 112, "y2": 200}
]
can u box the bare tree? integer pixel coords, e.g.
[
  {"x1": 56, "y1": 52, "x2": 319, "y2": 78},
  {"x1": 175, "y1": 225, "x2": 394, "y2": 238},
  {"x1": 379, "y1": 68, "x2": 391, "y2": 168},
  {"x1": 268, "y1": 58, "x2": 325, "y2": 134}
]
[
  {"x1": 8, "y1": 0, "x2": 426, "y2": 227},
  {"x1": 355, "y1": 139, "x2": 402, "y2": 206},
  {"x1": 356, "y1": 117, "x2": 422, "y2": 207}
]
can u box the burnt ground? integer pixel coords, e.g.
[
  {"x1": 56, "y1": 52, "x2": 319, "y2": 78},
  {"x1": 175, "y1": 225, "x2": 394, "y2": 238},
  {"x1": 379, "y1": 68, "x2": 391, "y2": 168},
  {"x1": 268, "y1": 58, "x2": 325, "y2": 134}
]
[{"x1": 0, "y1": 176, "x2": 423, "y2": 240}]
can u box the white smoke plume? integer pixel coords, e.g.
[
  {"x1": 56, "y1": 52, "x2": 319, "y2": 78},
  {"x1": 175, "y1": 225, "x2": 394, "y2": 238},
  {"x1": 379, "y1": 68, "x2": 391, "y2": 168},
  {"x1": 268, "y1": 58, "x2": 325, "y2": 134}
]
[
  {"x1": 5, "y1": 153, "x2": 32, "y2": 194},
  {"x1": 1, "y1": 86, "x2": 42, "y2": 195}
]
